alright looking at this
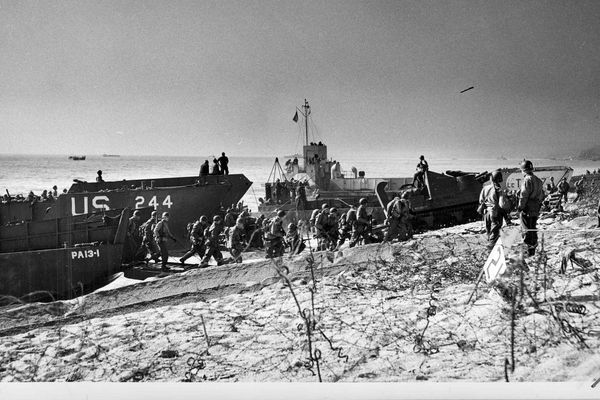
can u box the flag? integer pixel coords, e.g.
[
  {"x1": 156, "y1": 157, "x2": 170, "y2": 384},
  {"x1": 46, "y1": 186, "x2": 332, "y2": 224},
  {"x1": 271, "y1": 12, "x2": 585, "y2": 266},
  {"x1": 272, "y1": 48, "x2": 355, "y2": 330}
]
[{"x1": 292, "y1": 111, "x2": 298, "y2": 123}]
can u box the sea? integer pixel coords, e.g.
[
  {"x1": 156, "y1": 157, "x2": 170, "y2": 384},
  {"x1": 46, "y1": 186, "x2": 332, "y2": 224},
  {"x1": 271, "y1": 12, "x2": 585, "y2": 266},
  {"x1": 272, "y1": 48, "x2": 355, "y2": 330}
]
[{"x1": 1, "y1": 153, "x2": 598, "y2": 213}]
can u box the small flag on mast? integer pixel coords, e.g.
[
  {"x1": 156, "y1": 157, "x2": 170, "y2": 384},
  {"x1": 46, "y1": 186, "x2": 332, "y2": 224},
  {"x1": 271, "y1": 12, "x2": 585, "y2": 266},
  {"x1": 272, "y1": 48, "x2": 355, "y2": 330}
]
[{"x1": 292, "y1": 111, "x2": 298, "y2": 123}]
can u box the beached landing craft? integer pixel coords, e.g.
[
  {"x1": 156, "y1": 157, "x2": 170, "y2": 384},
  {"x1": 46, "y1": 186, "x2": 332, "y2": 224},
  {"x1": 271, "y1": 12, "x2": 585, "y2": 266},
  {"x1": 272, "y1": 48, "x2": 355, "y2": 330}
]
[
  {"x1": 0, "y1": 208, "x2": 138, "y2": 302},
  {"x1": 1, "y1": 174, "x2": 253, "y2": 250},
  {"x1": 258, "y1": 99, "x2": 574, "y2": 230}
]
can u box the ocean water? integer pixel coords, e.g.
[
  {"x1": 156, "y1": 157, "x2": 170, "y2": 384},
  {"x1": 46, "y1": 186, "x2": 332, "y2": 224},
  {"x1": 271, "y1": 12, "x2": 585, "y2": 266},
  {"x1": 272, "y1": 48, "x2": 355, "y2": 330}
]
[{"x1": 1, "y1": 153, "x2": 598, "y2": 212}]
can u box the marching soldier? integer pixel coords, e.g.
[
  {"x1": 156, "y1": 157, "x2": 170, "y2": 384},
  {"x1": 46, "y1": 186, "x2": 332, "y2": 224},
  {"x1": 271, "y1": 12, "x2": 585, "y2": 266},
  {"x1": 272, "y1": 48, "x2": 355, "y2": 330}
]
[
  {"x1": 200, "y1": 215, "x2": 225, "y2": 267},
  {"x1": 478, "y1": 170, "x2": 504, "y2": 249},
  {"x1": 228, "y1": 218, "x2": 246, "y2": 263},
  {"x1": 180, "y1": 215, "x2": 209, "y2": 264},
  {"x1": 141, "y1": 211, "x2": 160, "y2": 264},
  {"x1": 154, "y1": 212, "x2": 177, "y2": 271},
  {"x1": 384, "y1": 196, "x2": 402, "y2": 242},
  {"x1": 267, "y1": 210, "x2": 286, "y2": 258},
  {"x1": 350, "y1": 198, "x2": 369, "y2": 247},
  {"x1": 315, "y1": 206, "x2": 330, "y2": 250},
  {"x1": 338, "y1": 205, "x2": 356, "y2": 247},
  {"x1": 285, "y1": 222, "x2": 305, "y2": 255},
  {"x1": 398, "y1": 192, "x2": 415, "y2": 240}
]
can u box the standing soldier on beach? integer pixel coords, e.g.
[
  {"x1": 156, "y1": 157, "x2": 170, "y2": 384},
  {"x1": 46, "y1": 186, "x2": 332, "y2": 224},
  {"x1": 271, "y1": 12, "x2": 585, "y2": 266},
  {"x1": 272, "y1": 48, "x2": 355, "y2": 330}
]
[
  {"x1": 517, "y1": 160, "x2": 545, "y2": 256},
  {"x1": 228, "y1": 218, "x2": 245, "y2": 263},
  {"x1": 413, "y1": 155, "x2": 429, "y2": 189},
  {"x1": 267, "y1": 210, "x2": 286, "y2": 258},
  {"x1": 141, "y1": 211, "x2": 160, "y2": 264},
  {"x1": 154, "y1": 212, "x2": 177, "y2": 271},
  {"x1": 478, "y1": 170, "x2": 504, "y2": 249},
  {"x1": 315, "y1": 206, "x2": 330, "y2": 250},
  {"x1": 557, "y1": 178, "x2": 570, "y2": 204},
  {"x1": 338, "y1": 205, "x2": 356, "y2": 247},
  {"x1": 180, "y1": 215, "x2": 209, "y2": 265},
  {"x1": 350, "y1": 198, "x2": 369, "y2": 247},
  {"x1": 127, "y1": 210, "x2": 143, "y2": 260},
  {"x1": 211, "y1": 158, "x2": 221, "y2": 175},
  {"x1": 285, "y1": 222, "x2": 305, "y2": 255},
  {"x1": 218, "y1": 152, "x2": 230, "y2": 175},
  {"x1": 398, "y1": 192, "x2": 415, "y2": 240},
  {"x1": 384, "y1": 196, "x2": 402, "y2": 242},
  {"x1": 200, "y1": 215, "x2": 225, "y2": 267}
]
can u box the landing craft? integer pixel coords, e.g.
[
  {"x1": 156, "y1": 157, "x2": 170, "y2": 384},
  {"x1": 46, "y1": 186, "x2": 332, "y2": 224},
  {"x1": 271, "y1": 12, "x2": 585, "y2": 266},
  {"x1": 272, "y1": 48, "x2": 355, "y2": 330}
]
[
  {"x1": 460, "y1": 86, "x2": 474, "y2": 93},
  {"x1": 257, "y1": 99, "x2": 574, "y2": 231},
  {"x1": 0, "y1": 174, "x2": 253, "y2": 250}
]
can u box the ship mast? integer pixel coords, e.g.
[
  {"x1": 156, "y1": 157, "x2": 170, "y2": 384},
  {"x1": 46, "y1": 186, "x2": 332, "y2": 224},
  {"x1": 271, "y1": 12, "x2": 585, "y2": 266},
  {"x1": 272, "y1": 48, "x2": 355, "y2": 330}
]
[{"x1": 302, "y1": 99, "x2": 310, "y2": 146}]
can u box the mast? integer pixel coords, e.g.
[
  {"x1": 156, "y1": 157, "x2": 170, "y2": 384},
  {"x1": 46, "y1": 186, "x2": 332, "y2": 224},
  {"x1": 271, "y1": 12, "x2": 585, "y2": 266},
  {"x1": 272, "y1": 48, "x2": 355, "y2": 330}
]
[{"x1": 303, "y1": 99, "x2": 310, "y2": 146}]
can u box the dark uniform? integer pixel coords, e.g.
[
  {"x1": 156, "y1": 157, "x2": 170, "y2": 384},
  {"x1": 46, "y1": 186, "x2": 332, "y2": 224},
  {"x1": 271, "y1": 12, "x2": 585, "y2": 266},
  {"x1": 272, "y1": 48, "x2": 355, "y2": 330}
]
[
  {"x1": 127, "y1": 210, "x2": 144, "y2": 261},
  {"x1": 338, "y1": 206, "x2": 356, "y2": 247},
  {"x1": 211, "y1": 158, "x2": 220, "y2": 175},
  {"x1": 218, "y1": 152, "x2": 229, "y2": 175},
  {"x1": 557, "y1": 179, "x2": 570, "y2": 203},
  {"x1": 479, "y1": 171, "x2": 504, "y2": 249},
  {"x1": 266, "y1": 211, "x2": 286, "y2": 258},
  {"x1": 285, "y1": 223, "x2": 305, "y2": 255},
  {"x1": 413, "y1": 156, "x2": 429, "y2": 188},
  {"x1": 315, "y1": 208, "x2": 330, "y2": 250},
  {"x1": 384, "y1": 197, "x2": 402, "y2": 242},
  {"x1": 141, "y1": 212, "x2": 160, "y2": 263},
  {"x1": 154, "y1": 213, "x2": 176, "y2": 270},
  {"x1": 200, "y1": 216, "x2": 225, "y2": 266},
  {"x1": 517, "y1": 161, "x2": 544, "y2": 256},
  {"x1": 350, "y1": 199, "x2": 369, "y2": 247},
  {"x1": 180, "y1": 216, "x2": 208, "y2": 264},
  {"x1": 228, "y1": 220, "x2": 245, "y2": 263}
]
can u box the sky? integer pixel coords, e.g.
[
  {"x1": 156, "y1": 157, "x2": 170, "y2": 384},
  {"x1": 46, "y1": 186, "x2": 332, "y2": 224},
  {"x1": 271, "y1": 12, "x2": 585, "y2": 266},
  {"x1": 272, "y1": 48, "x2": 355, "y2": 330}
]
[{"x1": 0, "y1": 0, "x2": 599, "y2": 159}]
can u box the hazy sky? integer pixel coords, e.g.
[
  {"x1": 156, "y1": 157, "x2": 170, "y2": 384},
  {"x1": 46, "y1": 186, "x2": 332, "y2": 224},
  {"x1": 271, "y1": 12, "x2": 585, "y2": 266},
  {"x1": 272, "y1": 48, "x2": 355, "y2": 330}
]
[{"x1": 1, "y1": 0, "x2": 599, "y2": 158}]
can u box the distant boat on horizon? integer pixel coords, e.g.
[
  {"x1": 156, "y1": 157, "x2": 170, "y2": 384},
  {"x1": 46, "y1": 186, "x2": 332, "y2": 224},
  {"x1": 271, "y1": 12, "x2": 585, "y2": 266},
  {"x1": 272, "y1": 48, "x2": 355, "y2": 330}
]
[
  {"x1": 68, "y1": 155, "x2": 86, "y2": 161},
  {"x1": 102, "y1": 154, "x2": 120, "y2": 157}
]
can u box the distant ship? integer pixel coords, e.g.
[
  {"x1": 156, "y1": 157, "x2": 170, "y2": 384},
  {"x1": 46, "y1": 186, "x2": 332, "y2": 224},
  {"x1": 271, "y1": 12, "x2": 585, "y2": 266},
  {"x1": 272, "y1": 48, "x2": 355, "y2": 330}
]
[
  {"x1": 102, "y1": 154, "x2": 120, "y2": 157},
  {"x1": 68, "y1": 155, "x2": 86, "y2": 160}
]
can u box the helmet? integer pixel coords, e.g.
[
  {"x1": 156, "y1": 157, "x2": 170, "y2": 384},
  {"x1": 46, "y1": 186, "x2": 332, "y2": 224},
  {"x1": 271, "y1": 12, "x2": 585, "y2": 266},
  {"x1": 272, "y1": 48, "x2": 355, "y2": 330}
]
[
  {"x1": 359, "y1": 198, "x2": 367, "y2": 205},
  {"x1": 133, "y1": 210, "x2": 141, "y2": 216},
  {"x1": 287, "y1": 223, "x2": 297, "y2": 230},
  {"x1": 491, "y1": 170, "x2": 503, "y2": 183},
  {"x1": 520, "y1": 160, "x2": 534, "y2": 172},
  {"x1": 213, "y1": 215, "x2": 222, "y2": 221},
  {"x1": 321, "y1": 203, "x2": 328, "y2": 210},
  {"x1": 401, "y1": 192, "x2": 410, "y2": 200},
  {"x1": 97, "y1": 170, "x2": 102, "y2": 175},
  {"x1": 199, "y1": 215, "x2": 208, "y2": 223},
  {"x1": 329, "y1": 207, "x2": 337, "y2": 213},
  {"x1": 162, "y1": 212, "x2": 169, "y2": 218},
  {"x1": 419, "y1": 155, "x2": 425, "y2": 160},
  {"x1": 151, "y1": 211, "x2": 158, "y2": 217},
  {"x1": 277, "y1": 210, "x2": 286, "y2": 217}
]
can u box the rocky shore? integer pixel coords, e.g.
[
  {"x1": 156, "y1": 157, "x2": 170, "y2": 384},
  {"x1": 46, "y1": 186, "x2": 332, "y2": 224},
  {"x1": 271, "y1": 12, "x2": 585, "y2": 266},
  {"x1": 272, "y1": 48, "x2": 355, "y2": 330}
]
[{"x1": 0, "y1": 175, "x2": 599, "y2": 383}]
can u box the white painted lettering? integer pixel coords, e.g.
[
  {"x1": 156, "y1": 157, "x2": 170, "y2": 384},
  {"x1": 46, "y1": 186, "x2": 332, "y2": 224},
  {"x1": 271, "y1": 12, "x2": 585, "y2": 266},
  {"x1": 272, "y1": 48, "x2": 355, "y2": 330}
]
[
  {"x1": 92, "y1": 195, "x2": 110, "y2": 211},
  {"x1": 71, "y1": 197, "x2": 89, "y2": 216}
]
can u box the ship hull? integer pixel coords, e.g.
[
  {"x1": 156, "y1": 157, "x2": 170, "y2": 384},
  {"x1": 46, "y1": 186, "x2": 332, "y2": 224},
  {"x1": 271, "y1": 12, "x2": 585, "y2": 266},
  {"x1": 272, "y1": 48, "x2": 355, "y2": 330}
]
[
  {"x1": 0, "y1": 209, "x2": 131, "y2": 301},
  {"x1": 1, "y1": 174, "x2": 253, "y2": 249}
]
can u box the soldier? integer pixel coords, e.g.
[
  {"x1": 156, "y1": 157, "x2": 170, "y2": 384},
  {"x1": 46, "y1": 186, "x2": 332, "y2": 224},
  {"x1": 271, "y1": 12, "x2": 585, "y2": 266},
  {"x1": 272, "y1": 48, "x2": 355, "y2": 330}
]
[
  {"x1": 285, "y1": 222, "x2": 305, "y2": 255},
  {"x1": 267, "y1": 210, "x2": 286, "y2": 258},
  {"x1": 126, "y1": 210, "x2": 143, "y2": 261},
  {"x1": 200, "y1": 215, "x2": 225, "y2": 267},
  {"x1": 228, "y1": 218, "x2": 245, "y2": 263},
  {"x1": 478, "y1": 170, "x2": 504, "y2": 249},
  {"x1": 141, "y1": 211, "x2": 160, "y2": 263},
  {"x1": 398, "y1": 192, "x2": 415, "y2": 240},
  {"x1": 326, "y1": 207, "x2": 340, "y2": 250},
  {"x1": 224, "y1": 207, "x2": 237, "y2": 236},
  {"x1": 350, "y1": 198, "x2": 369, "y2": 247},
  {"x1": 413, "y1": 155, "x2": 429, "y2": 188},
  {"x1": 51, "y1": 185, "x2": 58, "y2": 198},
  {"x1": 154, "y1": 212, "x2": 177, "y2": 271},
  {"x1": 218, "y1": 152, "x2": 229, "y2": 175},
  {"x1": 557, "y1": 178, "x2": 570, "y2": 203},
  {"x1": 309, "y1": 206, "x2": 323, "y2": 236},
  {"x1": 315, "y1": 206, "x2": 330, "y2": 250},
  {"x1": 384, "y1": 196, "x2": 402, "y2": 242},
  {"x1": 96, "y1": 170, "x2": 104, "y2": 183},
  {"x1": 296, "y1": 183, "x2": 307, "y2": 210},
  {"x1": 180, "y1": 215, "x2": 209, "y2": 264},
  {"x1": 211, "y1": 158, "x2": 220, "y2": 175},
  {"x1": 517, "y1": 160, "x2": 545, "y2": 256},
  {"x1": 338, "y1": 205, "x2": 356, "y2": 247}
]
